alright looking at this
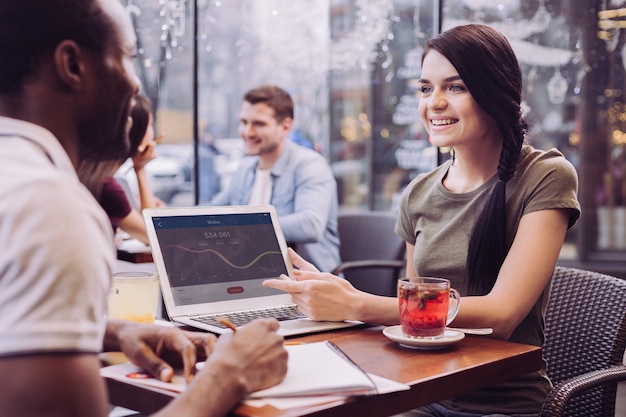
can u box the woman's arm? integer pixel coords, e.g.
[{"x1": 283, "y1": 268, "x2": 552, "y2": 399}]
[
  {"x1": 116, "y1": 137, "x2": 164, "y2": 245},
  {"x1": 263, "y1": 248, "x2": 400, "y2": 325},
  {"x1": 451, "y1": 208, "x2": 570, "y2": 339},
  {"x1": 117, "y1": 209, "x2": 150, "y2": 244},
  {"x1": 132, "y1": 138, "x2": 164, "y2": 211},
  {"x1": 405, "y1": 243, "x2": 417, "y2": 278},
  {"x1": 265, "y1": 209, "x2": 569, "y2": 335},
  {"x1": 135, "y1": 162, "x2": 164, "y2": 211}
]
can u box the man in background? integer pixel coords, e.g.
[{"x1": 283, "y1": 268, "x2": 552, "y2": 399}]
[
  {"x1": 0, "y1": 1, "x2": 286, "y2": 416},
  {"x1": 209, "y1": 85, "x2": 341, "y2": 273}
]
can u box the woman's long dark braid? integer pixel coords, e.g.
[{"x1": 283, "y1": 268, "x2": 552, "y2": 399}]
[{"x1": 466, "y1": 117, "x2": 526, "y2": 295}]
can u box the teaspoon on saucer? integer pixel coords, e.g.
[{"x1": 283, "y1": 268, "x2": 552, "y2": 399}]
[{"x1": 446, "y1": 327, "x2": 493, "y2": 335}]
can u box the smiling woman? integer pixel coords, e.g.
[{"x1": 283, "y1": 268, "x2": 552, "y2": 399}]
[
  {"x1": 391, "y1": 23, "x2": 581, "y2": 416},
  {"x1": 261, "y1": 23, "x2": 581, "y2": 417}
]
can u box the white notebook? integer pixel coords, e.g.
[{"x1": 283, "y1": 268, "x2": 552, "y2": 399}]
[
  {"x1": 100, "y1": 341, "x2": 409, "y2": 398},
  {"x1": 249, "y1": 341, "x2": 377, "y2": 397}
]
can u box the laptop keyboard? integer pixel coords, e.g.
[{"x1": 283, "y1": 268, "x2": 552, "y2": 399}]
[{"x1": 191, "y1": 305, "x2": 306, "y2": 329}]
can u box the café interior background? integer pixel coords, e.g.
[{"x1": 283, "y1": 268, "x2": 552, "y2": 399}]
[{"x1": 119, "y1": 0, "x2": 626, "y2": 276}]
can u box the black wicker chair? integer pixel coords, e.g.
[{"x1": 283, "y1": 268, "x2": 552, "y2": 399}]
[
  {"x1": 540, "y1": 266, "x2": 626, "y2": 417},
  {"x1": 330, "y1": 211, "x2": 405, "y2": 297}
]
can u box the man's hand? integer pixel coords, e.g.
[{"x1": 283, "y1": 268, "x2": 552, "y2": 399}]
[
  {"x1": 194, "y1": 318, "x2": 288, "y2": 395},
  {"x1": 105, "y1": 320, "x2": 216, "y2": 383},
  {"x1": 154, "y1": 319, "x2": 288, "y2": 417}
]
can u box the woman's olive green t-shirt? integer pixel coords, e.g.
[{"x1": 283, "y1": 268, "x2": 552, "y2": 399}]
[{"x1": 395, "y1": 145, "x2": 581, "y2": 415}]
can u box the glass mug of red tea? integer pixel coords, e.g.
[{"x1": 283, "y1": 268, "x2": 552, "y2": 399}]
[{"x1": 398, "y1": 277, "x2": 460, "y2": 338}]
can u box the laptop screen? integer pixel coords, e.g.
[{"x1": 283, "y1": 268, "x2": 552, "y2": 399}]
[{"x1": 150, "y1": 212, "x2": 288, "y2": 306}]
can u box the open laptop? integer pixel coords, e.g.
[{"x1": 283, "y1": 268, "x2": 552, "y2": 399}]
[{"x1": 143, "y1": 205, "x2": 359, "y2": 336}]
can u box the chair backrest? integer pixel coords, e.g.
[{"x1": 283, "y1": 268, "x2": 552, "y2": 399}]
[
  {"x1": 543, "y1": 266, "x2": 626, "y2": 417},
  {"x1": 333, "y1": 211, "x2": 405, "y2": 296}
]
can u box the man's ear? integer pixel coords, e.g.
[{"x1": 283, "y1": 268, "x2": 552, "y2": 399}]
[
  {"x1": 281, "y1": 117, "x2": 293, "y2": 133},
  {"x1": 53, "y1": 40, "x2": 85, "y2": 91}
]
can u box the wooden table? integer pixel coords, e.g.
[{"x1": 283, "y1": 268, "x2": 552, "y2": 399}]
[{"x1": 105, "y1": 325, "x2": 543, "y2": 417}]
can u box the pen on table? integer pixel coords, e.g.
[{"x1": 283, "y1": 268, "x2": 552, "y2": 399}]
[
  {"x1": 218, "y1": 317, "x2": 237, "y2": 331},
  {"x1": 218, "y1": 317, "x2": 305, "y2": 345}
]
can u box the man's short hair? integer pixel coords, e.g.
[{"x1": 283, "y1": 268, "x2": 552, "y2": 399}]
[
  {"x1": 243, "y1": 85, "x2": 294, "y2": 123},
  {"x1": 0, "y1": 0, "x2": 113, "y2": 95}
]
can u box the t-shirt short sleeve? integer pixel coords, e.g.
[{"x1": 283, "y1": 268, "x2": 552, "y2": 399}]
[
  {"x1": 0, "y1": 152, "x2": 112, "y2": 356},
  {"x1": 101, "y1": 177, "x2": 133, "y2": 230}
]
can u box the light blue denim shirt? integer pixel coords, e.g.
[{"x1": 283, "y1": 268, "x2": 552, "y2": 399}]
[{"x1": 209, "y1": 141, "x2": 341, "y2": 272}]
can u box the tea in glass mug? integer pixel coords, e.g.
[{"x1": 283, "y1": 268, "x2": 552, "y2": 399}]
[{"x1": 398, "y1": 277, "x2": 460, "y2": 338}]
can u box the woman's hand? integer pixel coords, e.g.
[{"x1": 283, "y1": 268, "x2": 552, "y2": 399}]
[
  {"x1": 132, "y1": 134, "x2": 159, "y2": 172},
  {"x1": 263, "y1": 248, "x2": 364, "y2": 322},
  {"x1": 264, "y1": 248, "x2": 401, "y2": 325}
]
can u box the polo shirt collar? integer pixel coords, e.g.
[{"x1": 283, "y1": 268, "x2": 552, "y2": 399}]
[{"x1": 0, "y1": 116, "x2": 76, "y2": 176}]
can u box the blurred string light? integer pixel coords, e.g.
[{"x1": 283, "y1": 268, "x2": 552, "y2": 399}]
[
  {"x1": 448, "y1": 0, "x2": 588, "y2": 106},
  {"x1": 391, "y1": 0, "x2": 424, "y2": 127},
  {"x1": 598, "y1": 0, "x2": 626, "y2": 71},
  {"x1": 329, "y1": 0, "x2": 395, "y2": 71},
  {"x1": 125, "y1": 0, "x2": 189, "y2": 61},
  {"x1": 197, "y1": 0, "x2": 394, "y2": 73},
  {"x1": 159, "y1": 0, "x2": 187, "y2": 59}
]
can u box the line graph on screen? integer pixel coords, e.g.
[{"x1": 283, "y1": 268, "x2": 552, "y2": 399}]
[{"x1": 160, "y1": 238, "x2": 288, "y2": 286}]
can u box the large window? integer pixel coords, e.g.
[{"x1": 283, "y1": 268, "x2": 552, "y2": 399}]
[
  {"x1": 123, "y1": 0, "x2": 626, "y2": 270},
  {"x1": 196, "y1": 0, "x2": 331, "y2": 203},
  {"x1": 329, "y1": 1, "x2": 440, "y2": 210},
  {"x1": 118, "y1": 0, "x2": 195, "y2": 206}
]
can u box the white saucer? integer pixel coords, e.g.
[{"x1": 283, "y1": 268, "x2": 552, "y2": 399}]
[{"x1": 383, "y1": 326, "x2": 465, "y2": 350}]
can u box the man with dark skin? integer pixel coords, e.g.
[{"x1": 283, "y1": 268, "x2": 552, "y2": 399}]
[{"x1": 0, "y1": 1, "x2": 287, "y2": 416}]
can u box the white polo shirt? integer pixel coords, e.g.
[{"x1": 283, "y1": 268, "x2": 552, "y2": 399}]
[{"x1": 0, "y1": 117, "x2": 114, "y2": 356}]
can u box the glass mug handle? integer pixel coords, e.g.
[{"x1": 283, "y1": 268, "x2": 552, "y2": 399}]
[{"x1": 446, "y1": 288, "x2": 461, "y2": 325}]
